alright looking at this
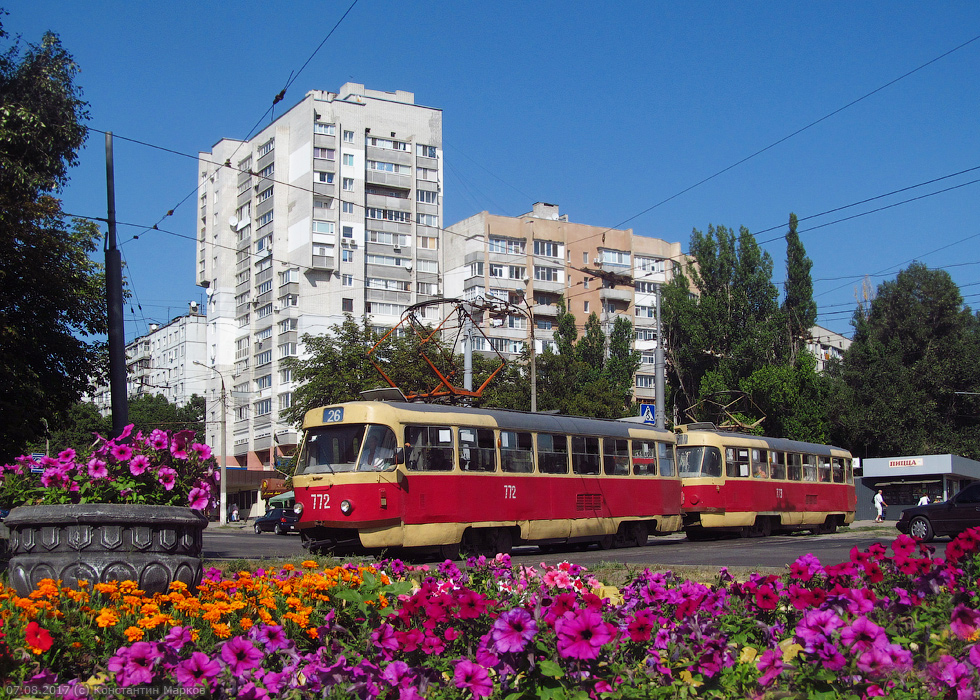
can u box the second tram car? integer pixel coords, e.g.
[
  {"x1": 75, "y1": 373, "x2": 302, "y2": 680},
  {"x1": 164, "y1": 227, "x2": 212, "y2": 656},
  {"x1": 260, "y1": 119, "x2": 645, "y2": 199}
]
[
  {"x1": 677, "y1": 424, "x2": 856, "y2": 538},
  {"x1": 292, "y1": 402, "x2": 682, "y2": 556}
]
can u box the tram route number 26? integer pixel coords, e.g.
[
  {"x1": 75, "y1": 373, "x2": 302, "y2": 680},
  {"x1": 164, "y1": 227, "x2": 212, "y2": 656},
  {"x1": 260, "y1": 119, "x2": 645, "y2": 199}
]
[
  {"x1": 310, "y1": 493, "x2": 331, "y2": 510},
  {"x1": 503, "y1": 484, "x2": 517, "y2": 500}
]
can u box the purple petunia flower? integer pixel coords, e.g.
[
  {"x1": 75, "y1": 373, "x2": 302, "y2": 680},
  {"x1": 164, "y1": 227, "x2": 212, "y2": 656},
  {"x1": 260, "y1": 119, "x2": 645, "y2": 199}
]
[
  {"x1": 191, "y1": 442, "x2": 213, "y2": 460},
  {"x1": 157, "y1": 467, "x2": 178, "y2": 491},
  {"x1": 555, "y1": 609, "x2": 615, "y2": 660},
  {"x1": 756, "y1": 648, "x2": 783, "y2": 686},
  {"x1": 87, "y1": 458, "x2": 108, "y2": 479},
  {"x1": 107, "y1": 642, "x2": 161, "y2": 687},
  {"x1": 381, "y1": 660, "x2": 413, "y2": 687},
  {"x1": 129, "y1": 454, "x2": 150, "y2": 476},
  {"x1": 164, "y1": 626, "x2": 193, "y2": 651},
  {"x1": 453, "y1": 659, "x2": 493, "y2": 698},
  {"x1": 220, "y1": 636, "x2": 264, "y2": 675},
  {"x1": 110, "y1": 443, "x2": 133, "y2": 462},
  {"x1": 950, "y1": 604, "x2": 980, "y2": 640},
  {"x1": 188, "y1": 486, "x2": 210, "y2": 510},
  {"x1": 252, "y1": 624, "x2": 291, "y2": 652},
  {"x1": 174, "y1": 651, "x2": 221, "y2": 689},
  {"x1": 795, "y1": 609, "x2": 844, "y2": 651},
  {"x1": 491, "y1": 608, "x2": 537, "y2": 653},
  {"x1": 840, "y1": 616, "x2": 888, "y2": 654}
]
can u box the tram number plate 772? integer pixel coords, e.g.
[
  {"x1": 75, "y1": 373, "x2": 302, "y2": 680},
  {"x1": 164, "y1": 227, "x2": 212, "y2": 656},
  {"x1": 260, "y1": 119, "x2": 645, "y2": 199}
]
[
  {"x1": 503, "y1": 484, "x2": 516, "y2": 500},
  {"x1": 310, "y1": 493, "x2": 331, "y2": 510}
]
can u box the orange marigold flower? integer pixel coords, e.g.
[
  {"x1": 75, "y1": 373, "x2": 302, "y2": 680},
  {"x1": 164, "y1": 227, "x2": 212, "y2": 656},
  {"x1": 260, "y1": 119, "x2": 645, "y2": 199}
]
[
  {"x1": 169, "y1": 581, "x2": 189, "y2": 592},
  {"x1": 239, "y1": 618, "x2": 254, "y2": 631},
  {"x1": 211, "y1": 623, "x2": 232, "y2": 638},
  {"x1": 124, "y1": 626, "x2": 144, "y2": 642},
  {"x1": 257, "y1": 609, "x2": 274, "y2": 624},
  {"x1": 282, "y1": 564, "x2": 295, "y2": 572},
  {"x1": 96, "y1": 608, "x2": 120, "y2": 628},
  {"x1": 306, "y1": 627, "x2": 319, "y2": 639},
  {"x1": 301, "y1": 560, "x2": 318, "y2": 569}
]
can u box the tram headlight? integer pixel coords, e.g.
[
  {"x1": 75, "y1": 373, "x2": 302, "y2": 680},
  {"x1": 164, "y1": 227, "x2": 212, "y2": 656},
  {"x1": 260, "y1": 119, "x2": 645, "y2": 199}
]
[
  {"x1": 293, "y1": 503, "x2": 303, "y2": 516},
  {"x1": 340, "y1": 499, "x2": 353, "y2": 515}
]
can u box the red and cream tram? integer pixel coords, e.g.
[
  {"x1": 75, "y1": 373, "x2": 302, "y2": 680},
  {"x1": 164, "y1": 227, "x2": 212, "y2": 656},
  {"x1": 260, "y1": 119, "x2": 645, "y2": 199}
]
[
  {"x1": 291, "y1": 401, "x2": 681, "y2": 556},
  {"x1": 677, "y1": 424, "x2": 856, "y2": 538}
]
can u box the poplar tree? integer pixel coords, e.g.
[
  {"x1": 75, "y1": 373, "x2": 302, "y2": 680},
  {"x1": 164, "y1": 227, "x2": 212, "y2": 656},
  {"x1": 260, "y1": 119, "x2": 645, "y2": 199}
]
[{"x1": 782, "y1": 213, "x2": 817, "y2": 364}]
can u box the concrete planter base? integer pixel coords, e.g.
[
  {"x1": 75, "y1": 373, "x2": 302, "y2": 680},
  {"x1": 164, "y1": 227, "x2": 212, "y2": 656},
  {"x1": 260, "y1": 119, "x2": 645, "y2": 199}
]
[{"x1": 3, "y1": 504, "x2": 207, "y2": 597}]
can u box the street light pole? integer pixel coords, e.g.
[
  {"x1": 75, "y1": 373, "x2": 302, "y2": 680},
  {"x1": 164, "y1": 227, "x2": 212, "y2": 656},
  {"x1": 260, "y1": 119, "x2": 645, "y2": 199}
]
[{"x1": 195, "y1": 361, "x2": 228, "y2": 525}]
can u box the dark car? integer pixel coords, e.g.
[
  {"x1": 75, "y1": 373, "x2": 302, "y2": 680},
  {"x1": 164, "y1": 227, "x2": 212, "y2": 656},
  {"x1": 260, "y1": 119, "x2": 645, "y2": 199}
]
[
  {"x1": 252, "y1": 507, "x2": 299, "y2": 536},
  {"x1": 896, "y1": 482, "x2": 980, "y2": 542}
]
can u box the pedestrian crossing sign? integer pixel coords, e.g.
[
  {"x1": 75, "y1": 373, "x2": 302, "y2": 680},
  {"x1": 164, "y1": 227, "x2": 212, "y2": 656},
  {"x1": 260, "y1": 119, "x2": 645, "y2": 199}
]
[{"x1": 641, "y1": 404, "x2": 656, "y2": 424}]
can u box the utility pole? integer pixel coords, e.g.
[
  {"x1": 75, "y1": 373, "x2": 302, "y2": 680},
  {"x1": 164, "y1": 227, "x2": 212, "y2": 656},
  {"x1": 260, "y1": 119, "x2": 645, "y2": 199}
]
[
  {"x1": 105, "y1": 132, "x2": 128, "y2": 437},
  {"x1": 195, "y1": 361, "x2": 228, "y2": 525},
  {"x1": 655, "y1": 283, "x2": 665, "y2": 429}
]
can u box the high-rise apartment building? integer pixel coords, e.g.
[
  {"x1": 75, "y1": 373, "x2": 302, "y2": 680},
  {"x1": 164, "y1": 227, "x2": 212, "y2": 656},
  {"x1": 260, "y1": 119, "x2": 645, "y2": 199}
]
[
  {"x1": 444, "y1": 203, "x2": 682, "y2": 405},
  {"x1": 197, "y1": 84, "x2": 443, "y2": 468}
]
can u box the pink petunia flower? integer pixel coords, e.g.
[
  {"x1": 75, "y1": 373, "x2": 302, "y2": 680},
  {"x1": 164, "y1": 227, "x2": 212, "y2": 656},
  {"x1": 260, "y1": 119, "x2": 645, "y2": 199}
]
[
  {"x1": 555, "y1": 609, "x2": 615, "y2": 660},
  {"x1": 191, "y1": 443, "x2": 212, "y2": 460},
  {"x1": 174, "y1": 651, "x2": 221, "y2": 689},
  {"x1": 491, "y1": 608, "x2": 537, "y2": 653},
  {"x1": 148, "y1": 429, "x2": 169, "y2": 451},
  {"x1": 129, "y1": 454, "x2": 150, "y2": 476},
  {"x1": 157, "y1": 467, "x2": 178, "y2": 491},
  {"x1": 187, "y1": 487, "x2": 210, "y2": 510},
  {"x1": 453, "y1": 659, "x2": 493, "y2": 698},
  {"x1": 110, "y1": 443, "x2": 133, "y2": 462},
  {"x1": 87, "y1": 458, "x2": 108, "y2": 479},
  {"x1": 220, "y1": 637, "x2": 264, "y2": 675}
]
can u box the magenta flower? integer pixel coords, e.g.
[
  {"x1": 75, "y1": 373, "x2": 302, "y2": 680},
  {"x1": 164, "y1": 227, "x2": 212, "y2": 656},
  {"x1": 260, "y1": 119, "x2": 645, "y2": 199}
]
[
  {"x1": 164, "y1": 626, "x2": 193, "y2": 651},
  {"x1": 148, "y1": 429, "x2": 169, "y2": 450},
  {"x1": 251, "y1": 623, "x2": 291, "y2": 652},
  {"x1": 188, "y1": 486, "x2": 210, "y2": 510},
  {"x1": 796, "y1": 609, "x2": 844, "y2": 650},
  {"x1": 58, "y1": 448, "x2": 77, "y2": 463},
  {"x1": 840, "y1": 616, "x2": 887, "y2": 653},
  {"x1": 171, "y1": 430, "x2": 195, "y2": 459},
  {"x1": 107, "y1": 642, "x2": 160, "y2": 686},
  {"x1": 453, "y1": 659, "x2": 493, "y2": 698},
  {"x1": 626, "y1": 610, "x2": 656, "y2": 642},
  {"x1": 87, "y1": 458, "x2": 108, "y2": 479},
  {"x1": 756, "y1": 648, "x2": 783, "y2": 686},
  {"x1": 381, "y1": 660, "x2": 412, "y2": 687},
  {"x1": 129, "y1": 454, "x2": 150, "y2": 476},
  {"x1": 556, "y1": 609, "x2": 615, "y2": 660},
  {"x1": 950, "y1": 604, "x2": 980, "y2": 640},
  {"x1": 220, "y1": 636, "x2": 264, "y2": 674},
  {"x1": 110, "y1": 443, "x2": 133, "y2": 462},
  {"x1": 191, "y1": 442, "x2": 213, "y2": 460},
  {"x1": 175, "y1": 651, "x2": 221, "y2": 689},
  {"x1": 491, "y1": 608, "x2": 537, "y2": 653},
  {"x1": 371, "y1": 623, "x2": 399, "y2": 654},
  {"x1": 157, "y1": 467, "x2": 178, "y2": 491}
]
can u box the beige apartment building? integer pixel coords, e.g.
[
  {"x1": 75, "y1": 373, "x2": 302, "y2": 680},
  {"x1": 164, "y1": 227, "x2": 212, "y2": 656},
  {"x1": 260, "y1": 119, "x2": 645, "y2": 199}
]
[
  {"x1": 196, "y1": 84, "x2": 443, "y2": 469},
  {"x1": 444, "y1": 203, "x2": 683, "y2": 405}
]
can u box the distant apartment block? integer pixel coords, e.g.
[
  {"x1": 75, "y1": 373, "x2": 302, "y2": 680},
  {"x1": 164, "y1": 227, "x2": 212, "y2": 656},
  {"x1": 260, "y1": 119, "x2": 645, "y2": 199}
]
[
  {"x1": 444, "y1": 203, "x2": 683, "y2": 405},
  {"x1": 196, "y1": 84, "x2": 442, "y2": 468},
  {"x1": 808, "y1": 324, "x2": 852, "y2": 372},
  {"x1": 91, "y1": 305, "x2": 208, "y2": 415}
]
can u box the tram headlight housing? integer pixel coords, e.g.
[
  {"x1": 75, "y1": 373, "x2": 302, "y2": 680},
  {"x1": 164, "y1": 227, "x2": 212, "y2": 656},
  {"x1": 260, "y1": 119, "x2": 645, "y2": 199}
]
[
  {"x1": 293, "y1": 503, "x2": 303, "y2": 516},
  {"x1": 340, "y1": 499, "x2": 353, "y2": 515}
]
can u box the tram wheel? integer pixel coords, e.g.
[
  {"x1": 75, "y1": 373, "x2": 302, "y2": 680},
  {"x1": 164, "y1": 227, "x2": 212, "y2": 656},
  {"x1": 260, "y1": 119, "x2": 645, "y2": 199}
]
[
  {"x1": 597, "y1": 534, "x2": 616, "y2": 550},
  {"x1": 438, "y1": 542, "x2": 461, "y2": 560},
  {"x1": 493, "y1": 528, "x2": 513, "y2": 556}
]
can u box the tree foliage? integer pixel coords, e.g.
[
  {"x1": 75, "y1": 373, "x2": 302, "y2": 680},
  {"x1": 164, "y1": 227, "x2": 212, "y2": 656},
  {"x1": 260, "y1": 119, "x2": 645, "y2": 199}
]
[
  {"x1": 828, "y1": 263, "x2": 980, "y2": 459},
  {"x1": 783, "y1": 213, "x2": 817, "y2": 364},
  {"x1": 0, "y1": 18, "x2": 105, "y2": 461}
]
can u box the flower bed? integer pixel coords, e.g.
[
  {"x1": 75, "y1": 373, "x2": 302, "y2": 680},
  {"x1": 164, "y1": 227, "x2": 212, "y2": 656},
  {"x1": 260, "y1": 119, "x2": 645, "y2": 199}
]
[{"x1": 1, "y1": 530, "x2": 979, "y2": 698}]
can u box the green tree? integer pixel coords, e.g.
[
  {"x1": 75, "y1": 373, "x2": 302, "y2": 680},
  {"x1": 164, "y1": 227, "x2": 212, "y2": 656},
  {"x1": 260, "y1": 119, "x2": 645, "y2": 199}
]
[
  {"x1": 0, "y1": 19, "x2": 104, "y2": 461},
  {"x1": 782, "y1": 213, "x2": 817, "y2": 365},
  {"x1": 829, "y1": 263, "x2": 980, "y2": 459},
  {"x1": 662, "y1": 225, "x2": 782, "y2": 425},
  {"x1": 25, "y1": 401, "x2": 109, "y2": 456}
]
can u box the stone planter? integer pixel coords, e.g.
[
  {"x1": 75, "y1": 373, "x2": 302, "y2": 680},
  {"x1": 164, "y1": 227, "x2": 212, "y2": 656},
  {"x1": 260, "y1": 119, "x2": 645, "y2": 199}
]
[{"x1": 3, "y1": 504, "x2": 207, "y2": 597}]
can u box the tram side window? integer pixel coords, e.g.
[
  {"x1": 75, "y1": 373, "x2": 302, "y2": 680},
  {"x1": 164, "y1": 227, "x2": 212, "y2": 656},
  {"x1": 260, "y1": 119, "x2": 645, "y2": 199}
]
[
  {"x1": 752, "y1": 449, "x2": 769, "y2": 478},
  {"x1": 770, "y1": 451, "x2": 786, "y2": 480},
  {"x1": 405, "y1": 425, "x2": 454, "y2": 471},
  {"x1": 703, "y1": 447, "x2": 722, "y2": 477},
  {"x1": 538, "y1": 433, "x2": 569, "y2": 474},
  {"x1": 845, "y1": 458, "x2": 854, "y2": 484},
  {"x1": 603, "y1": 438, "x2": 630, "y2": 476},
  {"x1": 726, "y1": 447, "x2": 750, "y2": 478},
  {"x1": 832, "y1": 458, "x2": 845, "y2": 483},
  {"x1": 787, "y1": 453, "x2": 803, "y2": 481},
  {"x1": 459, "y1": 428, "x2": 496, "y2": 472},
  {"x1": 632, "y1": 440, "x2": 658, "y2": 476},
  {"x1": 571, "y1": 436, "x2": 600, "y2": 475},
  {"x1": 501, "y1": 431, "x2": 534, "y2": 473},
  {"x1": 658, "y1": 442, "x2": 675, "y2": 477},
  {"x1": 818, "y1": 456, "x2": 832, "y2": 482},
  {"x1": 803, "y1": 455, "x2": 818, "y2": 482}
]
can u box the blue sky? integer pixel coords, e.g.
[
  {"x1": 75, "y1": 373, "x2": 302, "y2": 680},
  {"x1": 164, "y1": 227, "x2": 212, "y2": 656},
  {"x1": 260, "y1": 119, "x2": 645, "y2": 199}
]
[{"x1": 6, "y1": 1, "x2": 980, "y2": 342}]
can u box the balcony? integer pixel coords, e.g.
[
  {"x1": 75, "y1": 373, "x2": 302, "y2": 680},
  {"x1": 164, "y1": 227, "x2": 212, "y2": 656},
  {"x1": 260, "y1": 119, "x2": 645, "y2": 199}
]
[
  {"x1": 311, "y1": 254, "x2": 335, "y2": 270},
  {"x1": 600, "y1": 286, "x2": 633, "y2": 303},
  {"x1": 366, "y1": 170, "x2": 411, "y2": 189}
]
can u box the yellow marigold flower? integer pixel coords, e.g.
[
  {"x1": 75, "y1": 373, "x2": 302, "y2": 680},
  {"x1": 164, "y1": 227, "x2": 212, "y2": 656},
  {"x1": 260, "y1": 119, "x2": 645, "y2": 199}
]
[
  {"x1": 124, "y1": 626, "x2": 144, "y2": 642},
  {"x1": 190, "y1": 629, "x2": 200, "y2": 642},
  {"x1": 301, "y1": 560, "x2": 318, "y2": 569},
  {"x1": 96, "y1": 608, "x2": 120, "y2": 628},
  {"x1": 211, "y1": 623, "x2": 232, "y2": 638}
]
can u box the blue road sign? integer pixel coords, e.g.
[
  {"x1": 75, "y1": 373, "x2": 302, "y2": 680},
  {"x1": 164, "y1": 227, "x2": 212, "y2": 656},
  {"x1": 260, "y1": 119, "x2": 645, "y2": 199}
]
[{"x1": 641, "y1": 404, "x2": 656, "y2": 424}]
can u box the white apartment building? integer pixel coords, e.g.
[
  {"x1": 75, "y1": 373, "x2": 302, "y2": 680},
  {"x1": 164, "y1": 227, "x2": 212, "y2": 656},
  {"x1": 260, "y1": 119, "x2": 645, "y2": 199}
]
[
  {"x1": 90, "y1": 305, "x2": 208, "y2": 415},
  {"x1": 808, "y1": 324, "x2": 852, "y2": 372},
  {"x1": 444, "y1": 203, "x2": 683, "y2": 406},
  {"x1": 196, "y1": 84, "x2": 443, "y2": 468}
]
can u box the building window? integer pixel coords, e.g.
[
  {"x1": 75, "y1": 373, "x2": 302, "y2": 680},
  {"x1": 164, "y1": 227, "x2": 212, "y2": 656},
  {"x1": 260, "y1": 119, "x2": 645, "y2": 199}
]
[
  {"x1": 416, "y1": 213, "x2": 438, "y2": 227},
  {"x1": 237, "y1": 314, "x2": 250, "y2": 328},
  {"x1": 279, "y1": 368, "x2": 292, "y2": 383},
  {"x1": 533, "y1": 240, "x2": 560, "y2": 258},
  {"x1": 469, "y1": 261, "x2": 484, "y2": 277},
  {"x1": 635, "y1": 328, "x2": 658, "y2": 341},
  {"x1": 417, "y1": 259, "x2": 438, "y2": 273},
  {"x1": 255, "y1": 399, "x2": 272, "y2": 416},
  {"x1": 417, "y1": 167, "x2": 438, "y2": 181},
  {"x1": 636, "y1": 256, "x2": 664, "y2": 274},
  {"x1": 417, "y1": 281, "x2": 438, "y2": 295},
  {"x1": 256, "y1": 280, "x2": 272, "y2": 295},
  {"x1": 365, "y1": 302, "x2": 407, "y2": 316},
  {"x1": 257, "y1": 186, "x2": 273, "y2": 202},
  {"x1": 367, "y1": 208, "x2": 411, "y2": 223},
  {"x1": 488, "y1": 237, "x2": 524, "y2": 254},
  {"x1": 313, "y1": 147, "x2": 335, "y2": 160},
  {"x1": 534, "y1": 266, "x2": 561, "y2": 282},
  {"x1": 314, "y1": 122, "x2": 335, "y2": 135},
  {"x1": 313, "y1": 198, "x2": 334, "y2": 212},
  {"x1": 365, "y1": 254, "x2": 410, "y2": 267},
  {"x1": 584, "y1": 301, "x2": 590, "y2": 313},
  {"x1": 315, "y1": 171, "x2": 334, "y2": 183},
  {"x1": 278, "y1": 294, "x2": 298, "y2": 307},
  {"x1": 342, "y1": 226, "x2": 354, "y2": 239},
  {"x1": 601, "y1": 249, "x2": 631, "y2": 267},
  {"x1": 342, "y1": 201, "x2": 354, "y2": 213},
  {"x1": 236, "y1": 405, "x2": 249, "y2": 421},
  {"x1": 342, "y1": 274, "x2": 353, "y2": 286},
  {"x1": 259, "y1": 139, "x2": 274, "y2": 156},
  {"x1": 279, "y1": 318, "x2": 297, "y2": 333},
  {"x1": 636, "y1": 375, "x2": 655, "y2": 388},
  {"x1": 342, "y1": 298, "x2": 354, "y2": 312},
  {"x1": 489, "y1": 264, "x2": 503, "y2": 278},
  {"x1": 635, "y1": 281, "x2": 659, "y2": 294},
  {"x1": 416, "y1": 190, "x2": 438, "y2": 204},
  {"x1": 256, "y1": 349, "x2": 273, "y2": 366},
  {"x1": 257, "y1": 304, "x2": 273, "y2": 319},
  {"x1": 368, "y1": 160, "x2": 410, "y2": 174},
  {"x1": 278, "y1": 269, "x2": 298, "y2": 286},
  {"x1": 342, "y1": 249, "x2": 354, "y2": 263},
  {"x1": 342, "y1": 177, "x2": 355, "y2": 191},
  {"x1": 417, "y1": 235, "x2": 438, "y2": 250},
  {"x1": 255, "y1": 374, "x2": 272, "y2": 390},
  {"x1": 343, "y1": 130, "x2": 354, "y2": 143},
  {"x1": 416, "y1": 144, "x2": 437, "y2": 158},
  {"x1": 635, "y1": 305, "x2": 655, "y2": 318},
  {"x1": 312, "y1": 221, "x2": 335, "y2": 236},
  {"x1": 368, "y1": 277, "x2": 410, "y2": 291},
  {"x1": 257, "y1": 211, "x2": 273, "y2": 228},
  {"x1": 278, "y1": 392, "x2": 292, "y2": 410},
  {"x1": 258, "y1": 164, "x2": 274, "y2": 179},
  {"x1": 343, "y1": 153, "x2": 355, "y2": 166},
  {"x1": 278, "y1": 342, "x2": 297, "y2": 358},
  {"x1": 367, "y1": 136, "x2": 409, "y2": 151}
]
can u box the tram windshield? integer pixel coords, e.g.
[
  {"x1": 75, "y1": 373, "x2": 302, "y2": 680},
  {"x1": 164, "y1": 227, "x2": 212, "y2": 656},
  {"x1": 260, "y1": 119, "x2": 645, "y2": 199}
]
[
  {"x1": 297, "y1": 424, "x2": 398, "y2": 475},
  {"x1": 677, "y1": 446, "x2": 723, "y2": 478}
]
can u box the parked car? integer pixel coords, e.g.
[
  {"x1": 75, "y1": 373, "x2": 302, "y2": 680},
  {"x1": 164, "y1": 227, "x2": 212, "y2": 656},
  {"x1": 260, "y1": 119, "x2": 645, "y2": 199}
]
[
  {"x1": 252, "y1": 507, "x2": 299, "y2": 536},
  {"x1": 896, "y1": 482, "x2": 980, "y2": 542}
]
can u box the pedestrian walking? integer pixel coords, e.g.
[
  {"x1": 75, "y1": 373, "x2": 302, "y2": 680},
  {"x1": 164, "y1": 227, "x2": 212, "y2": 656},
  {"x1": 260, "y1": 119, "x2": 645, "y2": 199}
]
[{"x1": 874, "y1": 490, "x2": 887, "y2": 522}]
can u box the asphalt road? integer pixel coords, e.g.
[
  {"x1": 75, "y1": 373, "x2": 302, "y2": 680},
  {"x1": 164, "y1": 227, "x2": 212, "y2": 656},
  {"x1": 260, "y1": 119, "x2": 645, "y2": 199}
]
[{"x1": 204, "y1": 521, "x2": 938, "y2": 570}]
